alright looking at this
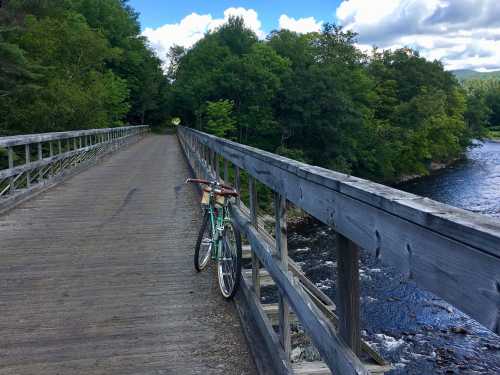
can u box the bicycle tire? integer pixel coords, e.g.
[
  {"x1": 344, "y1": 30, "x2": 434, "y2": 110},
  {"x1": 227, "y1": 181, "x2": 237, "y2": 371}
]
[
  {"x1": 194, "y1": 210, "x2": 212, "y2": 272},
  {"x1": 217, "y1": 220, "x2": 242, "y2": 299}
]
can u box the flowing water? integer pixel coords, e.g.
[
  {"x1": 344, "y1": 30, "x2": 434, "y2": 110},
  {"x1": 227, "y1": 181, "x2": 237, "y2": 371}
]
[
  {"x1": 400, "y1": 140, "x2": 500, "y2": 218},
  {"x1": 285, "y1": 141, "x2": 500, "y2": 374}
]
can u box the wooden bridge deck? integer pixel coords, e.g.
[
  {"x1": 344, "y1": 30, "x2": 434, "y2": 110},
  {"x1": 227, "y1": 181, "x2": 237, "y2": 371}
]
[{"x1": 0, "y1": 135, "x2": 256, "y2": 375}]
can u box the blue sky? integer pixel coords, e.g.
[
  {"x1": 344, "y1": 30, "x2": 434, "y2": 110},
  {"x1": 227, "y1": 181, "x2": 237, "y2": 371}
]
[
  {"x1": 132, "y1": 1, "x2": 500, "y2": 71},
  {"x1": 129, "y1": 0, "x2": 342, "y2": 31}
]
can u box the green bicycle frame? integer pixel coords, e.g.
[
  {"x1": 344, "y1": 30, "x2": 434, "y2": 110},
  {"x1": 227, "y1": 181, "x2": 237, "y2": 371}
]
[{"x1": 206, "y1": 201, "x2": 230, "y2": 261}]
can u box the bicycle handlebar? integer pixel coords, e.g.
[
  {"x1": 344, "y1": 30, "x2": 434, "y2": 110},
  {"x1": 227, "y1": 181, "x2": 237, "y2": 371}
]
[{"x1": 185, "y1": 178, "x2": 235, "y2": 191}]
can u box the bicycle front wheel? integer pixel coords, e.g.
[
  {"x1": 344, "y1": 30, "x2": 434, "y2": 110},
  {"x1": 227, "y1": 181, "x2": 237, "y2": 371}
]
[
  {"x1": 194, "y1": 210, "x2": 212, "y2": 272},
  {"x1": 217, "y1": 221, "x2": 242, "y2": 299}
]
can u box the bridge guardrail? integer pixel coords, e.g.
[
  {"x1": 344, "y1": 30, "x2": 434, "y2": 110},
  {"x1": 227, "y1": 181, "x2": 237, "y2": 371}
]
[
  {"x1": 0, "y1": 125, "x2": 149, "y2": 212},
  {"x1": 178, "y1": 126, "x2": 500, "y2": 375}
]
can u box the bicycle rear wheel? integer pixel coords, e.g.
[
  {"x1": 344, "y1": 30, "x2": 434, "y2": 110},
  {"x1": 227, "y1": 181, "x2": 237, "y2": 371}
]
[
  {"x1": 194, "y1": 210, "x2": 212, "y2": 272},
  {"x1": 217, "y1": 221, "x2": 242, "y2": 299}
]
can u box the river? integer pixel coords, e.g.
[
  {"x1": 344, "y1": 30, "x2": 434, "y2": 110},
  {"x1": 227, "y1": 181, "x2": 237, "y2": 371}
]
[
  {"x1": 399, "y1": 140, "x2": 500, "y2": 218},
  {"x1": 284, "y1": 141, "x2": 500, "y2": 374}
]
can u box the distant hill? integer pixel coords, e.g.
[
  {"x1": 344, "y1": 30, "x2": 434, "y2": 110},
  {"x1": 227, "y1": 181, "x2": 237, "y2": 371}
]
[{"x1": 451, "y1": 69, "x2": 500, "y2": 81}]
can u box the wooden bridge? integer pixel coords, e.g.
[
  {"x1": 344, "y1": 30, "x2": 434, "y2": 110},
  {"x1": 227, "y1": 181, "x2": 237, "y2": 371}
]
[{"x1": 0, "y1": 126, "x2": 499, "y2": 374}]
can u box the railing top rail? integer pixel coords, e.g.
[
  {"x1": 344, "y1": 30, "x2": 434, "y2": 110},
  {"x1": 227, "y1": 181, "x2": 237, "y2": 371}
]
[
  {"x1": 180, "y1": 126, "x2": 500, "y2": 252},
  {"x1": 179, "y1": 126, "x2": 500, "y2": 334},
  {"x1": 0, "y1": 125, "x2": 149, "y2": 148}
]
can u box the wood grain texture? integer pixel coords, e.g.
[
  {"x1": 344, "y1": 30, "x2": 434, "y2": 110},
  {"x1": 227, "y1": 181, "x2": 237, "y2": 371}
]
[
  {"x1": 178, "y1": 127, "x2": 500, "y2": 335},
  {"x1": 336, "y1": 234, "x2": 361, "y2": 355},
  {"x1": 178, "y1": 130, "x2": 389, "y2": 374},
  {"x1": 0, "y1": 135, "x2": 256, "y2": 375}
]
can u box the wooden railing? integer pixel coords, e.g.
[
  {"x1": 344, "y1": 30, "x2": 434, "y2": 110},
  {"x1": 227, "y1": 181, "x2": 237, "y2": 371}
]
[
  {"x1": 178, "y1": 126, "x2": 500, "y2": 375},
  {"x1": 0, "y1": 125, "x2": 149, "y2": 212}
]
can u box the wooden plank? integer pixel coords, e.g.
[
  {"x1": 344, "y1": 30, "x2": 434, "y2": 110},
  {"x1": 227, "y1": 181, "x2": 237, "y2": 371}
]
[
  {"x1": 179, "y1": 130, "x2": 392, "y2": 373},
  {"x1": 336, "y1": 233, "x2": 361, "y2": 355},
  {"x1": 224, "y1": 159, "x2": 229, "y2": 183},
  {"x1": 235, "y1": 166, "x2": 241, "y2": 206},
  {"x1": 249, "y1": 176, "x2": 261, "y2": 300},
  {"x1": 25, "y1": 144, "x2": 30, "y2": 188},
  {"x1": 235, "y1": 276, "x2": 291, "y2": 375},
  {"x1": 0, "y1": 126, "x2": 148, "y2": 148},
  {"x1": 293, "y1": 361, "x2": 392, "y2": 375},
  {"x1": 178, "y1": 135, "x2": 366, "y2": 373},
  {"x1": 178, "y1": 127, "x2": 500, "y2": 334},
  {"x1": 0, "y1": 134, "x2": 255, "y2": 375},
  {"x1": 274, "y1": 192, "x2": 291, "y2": 362},
  {"x1": 288, "y1": 258, "x2": 336, "y2": 310},
  {"x1": 8, "y1": 147, "x2": 14, "y2": 193},
  {"x1": 231, "y1": 206, "x2": 368, "y2": 375}
]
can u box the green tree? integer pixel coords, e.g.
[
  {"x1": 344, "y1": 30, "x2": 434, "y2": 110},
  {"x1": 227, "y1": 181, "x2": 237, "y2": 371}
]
[
  {"x1": 204, "y1": 99, "x2": 236, "y2": 138},
  {"x1": 0, "y1": 0, "x2": 168, "y2": 135}
]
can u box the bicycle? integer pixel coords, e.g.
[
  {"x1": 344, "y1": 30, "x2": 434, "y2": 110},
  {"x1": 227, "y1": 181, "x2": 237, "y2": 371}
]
[{"x1": 185, "y1": 178, "x2": 242, "y2": 299}]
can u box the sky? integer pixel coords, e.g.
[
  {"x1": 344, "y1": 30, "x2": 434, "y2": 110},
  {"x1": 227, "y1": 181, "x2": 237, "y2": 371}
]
[{"x1": 130, "y1": 0, "x2": 500, "y2": 71}]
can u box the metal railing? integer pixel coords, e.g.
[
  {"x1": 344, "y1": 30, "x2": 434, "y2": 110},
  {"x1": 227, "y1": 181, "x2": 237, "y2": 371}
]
[
  {"x1": 0, "y1": 126, "x2": 149, "y2": 209},
  {"x1": 178, "y1": 126, "x2": 500, "y2": 375}
]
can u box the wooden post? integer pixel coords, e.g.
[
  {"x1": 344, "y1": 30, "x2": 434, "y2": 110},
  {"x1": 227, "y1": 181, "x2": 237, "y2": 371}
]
[
  {"x1": 8, "y1": 147, "x2": 14, "y2": 193},
  {"x1": 49, "y1": 141, "x2": 54, "y2": 178},
  {"x1": 274, "y1": 192, "x2": 291, "y2": 361},
  {"x1": 249, "y1": 176, "x2": 260, "y2": 300},
  {"x1": 234, "y1": 166, "x2": 240, "y2": 207},
  {"x1": 210, "y1": 149, "x2": 215, "y2": 176},
  {"x1": 215, "y1": 154, "x2": 220, "y2": 182},
  {"x1": 336, "y1": 233, "x2": 361, "y2": 355},
  {"x1": 58, "y1": 140, "x2": 62, "y2": 174},
  {"x1": 37, "y1": 143, "x2": 43, "y2": 182},
  {"x1": 223, "y1": 159, "x2": 229, "y2": 184},
  {"x1": 25, "y1": 144, "x2": 31, "y2": 188}
]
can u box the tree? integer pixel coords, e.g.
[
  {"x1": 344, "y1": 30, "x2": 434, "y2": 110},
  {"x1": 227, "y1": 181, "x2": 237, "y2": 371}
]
[
  {"x1": 0, "y1": 0, "x2": 169, "y2": 135},
  {"x1": 204, "y1": 99, "x2": 236, "y2": 138}
]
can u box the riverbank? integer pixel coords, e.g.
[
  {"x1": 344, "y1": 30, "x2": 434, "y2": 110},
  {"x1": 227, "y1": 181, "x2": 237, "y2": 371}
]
[{"x1": 395, "y1": 157, "x2": 462, "y2": 184}]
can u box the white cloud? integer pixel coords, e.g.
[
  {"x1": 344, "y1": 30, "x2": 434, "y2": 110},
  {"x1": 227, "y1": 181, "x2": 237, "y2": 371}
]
[
  {"x1": 142, "y1": 7, "x2": 264, "y2": 65},
  {"x1": 279, "y1": 15, "x2": 322, "y2": 33},
  {"x1": 336, "y1": 0, "x2": 500, "y2": 71}
]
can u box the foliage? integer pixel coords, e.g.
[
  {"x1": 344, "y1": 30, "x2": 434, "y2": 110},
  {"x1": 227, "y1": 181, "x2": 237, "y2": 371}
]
[
  {"x1": 204, "y1": 99, "x2": 236, "y2": 138},
  {"x1": 0, "y1": 0, "x2": 169, "y2": 135},
  {"x1": 1, "y1": 3, "x2": 487, "y2": 185},
  {"x1": 463, "y1": 79, "x2": 500, "y2": 135},
  {"x1": 452, "y1": 69, "x2": 500, "y2": 82},
  {"x1": 171, "y1": 20, "x2": 482, "y2": 183}
]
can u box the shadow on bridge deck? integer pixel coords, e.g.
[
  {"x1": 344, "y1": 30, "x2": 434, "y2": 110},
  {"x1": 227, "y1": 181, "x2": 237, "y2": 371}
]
[{"x1": 0, "y1": 134, "x2": 256, "y2": 374}]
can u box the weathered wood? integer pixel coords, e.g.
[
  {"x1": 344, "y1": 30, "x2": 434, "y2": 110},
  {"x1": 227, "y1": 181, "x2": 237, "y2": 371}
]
[
  {"x1": 0, "y1": 134, "x2": 255, "y2": 375},
  {"x1": 24, "y1": 144, "x2": 30, "y2": 188},
  {"x1": 215, "y1": 153, "x2": 220, "y2": 181},
  {"x1": 8, "y1": 147, "x2": 14, "y2": 193},
  {"x1": 249, "y1": 176, "x2": 261, "y2": 300},
  {"x1": 235, "y1": 275, "x2": 291, "y2": 375},
  {"x1": 293, "y1": 361, "x2": 392, "y2": 375},
  {"x1": 235, "y1": 166, "x2": 241, "y2": 206},
  {"x1": 288, "y1": 258, "x2": 336, "y2": 310},
  {"x1": 231, "y1": 206, "x2": 368, "y2": 375},
  {"x1": 180, "y1": 126, "x2": 386, "y2": 373},
  {"x1": 336, "y1": 233, "x2": 361, "y2": 355},
  {"x1": 178, "y1": 127, "x2": 500, "y2": 334},
  {"x1": 0, "y1": 125, "x2": 147, "y2": 148},
  {"x1": 1, "y1": 127, "x2": 149, "y2": 210},
  {"x1": 274, "y1": 192, "x2": 291, "y2": 361},
  {"x1": 224, "y1": 159, "x2": 229, "y2": 183}
]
